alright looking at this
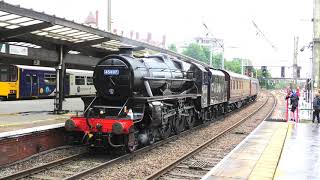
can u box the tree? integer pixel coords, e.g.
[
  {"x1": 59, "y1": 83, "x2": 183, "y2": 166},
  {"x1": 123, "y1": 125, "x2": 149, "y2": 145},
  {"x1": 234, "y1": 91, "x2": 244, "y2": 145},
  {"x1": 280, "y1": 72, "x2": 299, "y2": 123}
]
[
  {"x1": 212, "y1": 53, "x2": 223, "y2": 69},
  {"x1": 202, "y1": 47, "x2": 222, "y2": 69},
  {"x1": 224, "y1": 58, "x2": 242, "y2": 74},
  {"x1": 254, "y1": 69, "x2": 272, "y2": 89},
  {"x1": 254, "y1": 69, "x2": 271, "y2": 79},
  {"x1": 182, "y1": 43, "x2": 222, "y2": 68},
  {"x1": 168, "y1": 44, "x2": 177, "y2": 52},
  {"x1": 182, "y1": 43, "x2": 208, "y2": 63}
]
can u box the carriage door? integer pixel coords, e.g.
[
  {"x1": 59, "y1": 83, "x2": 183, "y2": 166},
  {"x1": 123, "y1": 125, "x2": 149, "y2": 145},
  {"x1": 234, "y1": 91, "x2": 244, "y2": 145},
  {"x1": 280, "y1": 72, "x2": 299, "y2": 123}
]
[
  {"x1": 31, "y1": 74, "x2": 39, "y2": 96},
  {"x1": 25, "y1": 74, "x2": 32, "y2": 97}
]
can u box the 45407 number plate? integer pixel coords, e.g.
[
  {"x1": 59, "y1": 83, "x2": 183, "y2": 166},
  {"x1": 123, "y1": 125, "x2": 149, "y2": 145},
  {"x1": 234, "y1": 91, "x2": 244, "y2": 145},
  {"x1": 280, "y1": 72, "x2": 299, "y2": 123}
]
[{"x1": 104, "y1": 69, "x2": 119, "y2": 75}]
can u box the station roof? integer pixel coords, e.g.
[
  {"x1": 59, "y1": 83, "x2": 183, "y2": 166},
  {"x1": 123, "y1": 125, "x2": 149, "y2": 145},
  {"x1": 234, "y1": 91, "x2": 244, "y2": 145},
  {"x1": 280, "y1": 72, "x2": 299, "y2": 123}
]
[{"x1": 0, "y1": 1, "x2": 209, "y2": 68}]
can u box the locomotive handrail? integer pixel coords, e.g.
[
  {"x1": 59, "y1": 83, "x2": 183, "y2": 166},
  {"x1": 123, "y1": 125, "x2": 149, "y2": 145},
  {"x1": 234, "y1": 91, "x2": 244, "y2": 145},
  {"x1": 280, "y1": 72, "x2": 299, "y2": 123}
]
[
  {"x1": 117, "y1": 98, "x2": 129, "y2": 117},
  {"x1": 83, "y1": 96, "x2": 97, "y2": 115},
  {"x1": 142, "y1": 77, "x2": 194, "y2": 81},
  {"x1": 94, "y1": 105, "x2": 123, "y2": 109},
  {"x1": 96, "y1": 65, "x2": 127, "y2": 67}
]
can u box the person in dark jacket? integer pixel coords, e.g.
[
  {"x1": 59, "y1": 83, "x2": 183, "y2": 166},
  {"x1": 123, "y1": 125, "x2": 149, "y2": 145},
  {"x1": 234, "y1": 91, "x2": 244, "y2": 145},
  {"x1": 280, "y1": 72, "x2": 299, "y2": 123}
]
[
  {"x1": 286, "y1": 90, "x2": 299, "y2": 121},
  {"x1": 313, "y1": 93, "x2": 320, "y2": 123}
]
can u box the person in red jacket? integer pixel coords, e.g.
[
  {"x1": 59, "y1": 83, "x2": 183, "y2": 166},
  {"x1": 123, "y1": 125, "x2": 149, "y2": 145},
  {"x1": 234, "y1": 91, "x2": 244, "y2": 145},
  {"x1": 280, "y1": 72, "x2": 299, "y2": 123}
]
[{"x1": 286, "y1": 89, "x2": 299, "y2": 121}]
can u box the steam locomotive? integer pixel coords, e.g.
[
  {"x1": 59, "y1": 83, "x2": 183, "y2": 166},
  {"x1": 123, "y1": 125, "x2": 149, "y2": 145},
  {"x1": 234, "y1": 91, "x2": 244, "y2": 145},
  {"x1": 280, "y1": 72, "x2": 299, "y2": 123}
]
[{"x1": 65, "y1": 48, "x2": 259, "y2": 152}]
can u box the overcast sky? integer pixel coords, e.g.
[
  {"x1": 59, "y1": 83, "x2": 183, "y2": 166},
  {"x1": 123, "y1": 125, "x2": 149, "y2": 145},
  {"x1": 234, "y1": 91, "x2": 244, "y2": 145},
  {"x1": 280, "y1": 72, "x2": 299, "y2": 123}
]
[{"x1": 5, "y1": 0, "x2": 314, "y2": 68}]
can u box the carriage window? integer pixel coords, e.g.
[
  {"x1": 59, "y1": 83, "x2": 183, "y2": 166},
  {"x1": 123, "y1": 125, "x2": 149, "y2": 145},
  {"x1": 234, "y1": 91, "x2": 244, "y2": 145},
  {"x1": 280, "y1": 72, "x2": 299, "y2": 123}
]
[
  {"x1": 44, "y1": 74, "x2": 56, "y2": 85},
  {"x1": 75, "y1": 76, "x2": 85, "y2": 85},
  {"x1": 233, "y1": 80, "x2": 235, "y2": 89},
  {"x1": 26, "y1": 75, "x2": 31, "y2": 84},
  {"x1": 32, "y1": 75, "x2": 38, "y2": 84},
  {"x1": 87, "y1": 77, "x2": 93, "y2": 85}
]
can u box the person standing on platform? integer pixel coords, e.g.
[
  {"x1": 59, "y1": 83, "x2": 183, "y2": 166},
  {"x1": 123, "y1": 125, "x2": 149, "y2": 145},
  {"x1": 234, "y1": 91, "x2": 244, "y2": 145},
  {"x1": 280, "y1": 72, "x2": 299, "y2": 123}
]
[
  {"x1": 286, "y1": 90, "x2": 299, "y2": 121},
  {"x1": 313, "y1": 93, "x2": 320, "y2": 123}
]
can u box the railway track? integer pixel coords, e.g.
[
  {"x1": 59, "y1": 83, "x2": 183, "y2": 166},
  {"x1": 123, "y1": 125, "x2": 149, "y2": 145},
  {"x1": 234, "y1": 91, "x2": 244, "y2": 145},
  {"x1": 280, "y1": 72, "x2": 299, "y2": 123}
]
[
  {"x1": 145, "y1": 92, "x2": 276, "y2": 180},
  {"x1": 1, "y1": 94, "x2": 268, "y2": 180}
]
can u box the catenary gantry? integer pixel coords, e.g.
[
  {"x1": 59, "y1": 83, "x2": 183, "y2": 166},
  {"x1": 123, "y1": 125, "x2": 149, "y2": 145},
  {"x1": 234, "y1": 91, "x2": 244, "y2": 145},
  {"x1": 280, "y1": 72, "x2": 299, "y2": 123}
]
[{"x1": 0, "y1": 1, "x2": 208, "y2": 113}]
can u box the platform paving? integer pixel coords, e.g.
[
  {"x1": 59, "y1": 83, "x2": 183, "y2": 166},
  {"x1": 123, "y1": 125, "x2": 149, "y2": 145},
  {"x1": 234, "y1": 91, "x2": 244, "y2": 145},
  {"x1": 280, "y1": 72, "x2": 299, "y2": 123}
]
[
  {"x1": 202, "y1": 121, "x2": 288, "y2": 180},
  {"x1": 0, "y1": 98, "x2": 83, "y2": 132},
  {"x1": 202, "y1": 120, "x2": 320, "y2": 180},
  {"x1": 274, "y1": 123, "x2": 320, "y2": 180}
]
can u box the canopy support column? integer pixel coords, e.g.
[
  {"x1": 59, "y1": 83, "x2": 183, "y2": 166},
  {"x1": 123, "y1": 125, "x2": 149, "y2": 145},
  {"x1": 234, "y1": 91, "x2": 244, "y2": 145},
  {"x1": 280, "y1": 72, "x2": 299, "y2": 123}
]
[{"x1": 54, "y1": 45, "x2": 67, "y2": 114}]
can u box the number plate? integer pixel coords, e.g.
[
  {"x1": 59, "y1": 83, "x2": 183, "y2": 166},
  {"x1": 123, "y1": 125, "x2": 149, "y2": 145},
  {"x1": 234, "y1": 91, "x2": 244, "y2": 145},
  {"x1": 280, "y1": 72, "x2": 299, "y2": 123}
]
[{"x1": 104, "y1": 69, "x2": 119, "y2": 75}]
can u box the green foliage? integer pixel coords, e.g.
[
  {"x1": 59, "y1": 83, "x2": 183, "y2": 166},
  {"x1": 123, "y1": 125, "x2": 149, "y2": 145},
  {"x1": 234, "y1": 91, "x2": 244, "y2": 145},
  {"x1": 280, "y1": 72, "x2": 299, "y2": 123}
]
[
  {"x1": 212, "y1": 53, "x2": 222, "y2": 69},
  {"x1": 225, "y1": 58, "x2": 241, "y2": 74},
  {"x1": 254, "y1": 69, "x2": 272, "y2": 88},
  {"x1": 253, "y1": 69, "x2": 271, "y2": 79},
  {"x1": 182, "y1": 43, "x2": 222, "y2": 68},
  {"x1": 168, "y1": 44, "x2": 177, "y2": 52},
  {"x1": 182, "y1": 43, "x2": 208, "y2": 63}
]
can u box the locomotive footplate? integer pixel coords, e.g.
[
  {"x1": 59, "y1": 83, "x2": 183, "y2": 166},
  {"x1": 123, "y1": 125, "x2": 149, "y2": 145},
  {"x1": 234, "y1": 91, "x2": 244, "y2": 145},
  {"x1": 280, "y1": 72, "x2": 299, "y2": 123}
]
[{"x1": 132, "y1": 94, "x2": 201, "y2": 102}]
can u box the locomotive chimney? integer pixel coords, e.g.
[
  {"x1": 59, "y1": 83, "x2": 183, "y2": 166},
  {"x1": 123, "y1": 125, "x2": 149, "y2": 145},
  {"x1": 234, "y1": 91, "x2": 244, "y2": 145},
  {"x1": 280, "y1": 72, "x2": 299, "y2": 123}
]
[{"x1": 119, "y1": 46, "x2": 134, "y2": 56}]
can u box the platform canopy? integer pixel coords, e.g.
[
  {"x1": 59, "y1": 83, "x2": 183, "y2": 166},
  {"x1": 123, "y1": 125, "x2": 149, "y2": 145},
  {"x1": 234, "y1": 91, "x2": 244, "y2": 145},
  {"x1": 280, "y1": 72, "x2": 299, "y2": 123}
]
[{"x1": 0, "y1": 1, "x2": 208, "y2": 69}]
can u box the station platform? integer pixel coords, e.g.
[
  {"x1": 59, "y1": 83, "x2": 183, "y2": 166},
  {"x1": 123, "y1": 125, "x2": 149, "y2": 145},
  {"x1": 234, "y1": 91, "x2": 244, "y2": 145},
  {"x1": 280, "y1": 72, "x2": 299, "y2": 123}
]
[
  {"x1": 201, "y1": 121, "x2": 320, "y2": 180},
  {"x1": 0, "y1": 98, "x2": 83, "y2": 133}
]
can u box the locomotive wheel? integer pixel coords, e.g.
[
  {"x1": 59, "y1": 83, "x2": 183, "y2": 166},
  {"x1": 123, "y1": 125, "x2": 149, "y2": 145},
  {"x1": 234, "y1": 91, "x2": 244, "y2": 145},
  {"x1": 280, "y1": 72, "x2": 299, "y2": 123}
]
[
  {"x1": 186, "y1": 110, "x2": 196, "y2": 128},
  {"x1": 148, "y1": 129, "x2": 156, "y2": 144},
  {"x1": 159, "y1": 119, "x2": 171, "y2": 139},
  {"x1": 173, "y1": 115, "x2": 185, "y2": 134},
  {"x1": 127, "y1": 143, "x2": 138, "y2": 153}
]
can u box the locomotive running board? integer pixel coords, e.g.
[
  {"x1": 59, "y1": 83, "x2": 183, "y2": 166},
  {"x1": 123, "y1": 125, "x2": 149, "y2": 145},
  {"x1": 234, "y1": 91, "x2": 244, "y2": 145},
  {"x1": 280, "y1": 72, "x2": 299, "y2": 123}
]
[{"x1": 132, "y1": 94, "x2": 200, "y2": 102}]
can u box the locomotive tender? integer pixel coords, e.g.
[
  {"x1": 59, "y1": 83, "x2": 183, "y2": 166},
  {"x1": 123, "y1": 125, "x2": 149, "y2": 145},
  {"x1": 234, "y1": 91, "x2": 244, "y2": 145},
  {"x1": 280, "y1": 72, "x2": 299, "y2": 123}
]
[{"x1": 65, "y1": 48, "x2": 259, "y2": 152}]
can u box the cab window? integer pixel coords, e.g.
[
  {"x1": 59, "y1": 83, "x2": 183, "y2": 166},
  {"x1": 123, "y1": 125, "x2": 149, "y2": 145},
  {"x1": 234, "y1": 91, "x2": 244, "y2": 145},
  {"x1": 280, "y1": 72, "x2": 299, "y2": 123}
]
[
  {"x1": 87, "y1": 76, "x2": 93, "y2": 85},
  {"x1": 0, "y1": 67, "x2": 8, "y2": 81},
  {"x1": 0, "y1": 65, "x2": 17, "y2": 82},
  {"x1": 75, "y1": 76, "x2": 85, "y2": 85},
  {"x1": 9, "y1": 66, "x2": 17, "y2": 82}
]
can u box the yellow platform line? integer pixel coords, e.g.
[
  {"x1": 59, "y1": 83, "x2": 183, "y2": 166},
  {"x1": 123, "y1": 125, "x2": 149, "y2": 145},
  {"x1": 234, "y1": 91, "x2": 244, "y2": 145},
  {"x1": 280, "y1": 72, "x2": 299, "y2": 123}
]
[
  {"x1": 0, "y1": 113, "x2": 19, "y2": 116},
  {"x1": 249, "y1": 123, "x2": 289, "y2": 180},
  {"x1": 273, "y1": 123, "x2": 293, "y2": 179}
]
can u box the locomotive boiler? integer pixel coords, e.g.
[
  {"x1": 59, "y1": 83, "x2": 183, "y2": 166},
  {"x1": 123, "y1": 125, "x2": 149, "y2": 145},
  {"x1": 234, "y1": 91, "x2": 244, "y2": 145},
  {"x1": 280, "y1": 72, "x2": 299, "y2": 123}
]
[
  {"x1": 65, "y1": 47, "x2": 259, "y2": 153},
  {"x1": 93, "y1": 49, "x2": 194, "y2": 99}
]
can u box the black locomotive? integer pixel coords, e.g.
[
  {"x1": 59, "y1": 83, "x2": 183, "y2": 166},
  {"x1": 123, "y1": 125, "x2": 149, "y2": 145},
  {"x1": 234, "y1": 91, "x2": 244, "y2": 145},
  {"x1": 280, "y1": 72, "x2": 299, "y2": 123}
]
[{"x1": 65, "y1": 47, "x2": 259, "y2": 152}]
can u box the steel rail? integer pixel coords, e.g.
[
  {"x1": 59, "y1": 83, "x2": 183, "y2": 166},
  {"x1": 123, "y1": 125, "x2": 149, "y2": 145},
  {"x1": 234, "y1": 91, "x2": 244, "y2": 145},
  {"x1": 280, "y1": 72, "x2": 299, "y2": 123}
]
[
  {"x1": 65, "y1": 95, "x2": 265, "y2": 180},
  {"x1": 144, "y1": 93, "x2": 275, "y2": 180},
  {"x1": 1, "y1": 94, "x2": 264, "y2": 180},
  {"x1": 0, "y1": 152, "x2": 87, "y2": 180}
]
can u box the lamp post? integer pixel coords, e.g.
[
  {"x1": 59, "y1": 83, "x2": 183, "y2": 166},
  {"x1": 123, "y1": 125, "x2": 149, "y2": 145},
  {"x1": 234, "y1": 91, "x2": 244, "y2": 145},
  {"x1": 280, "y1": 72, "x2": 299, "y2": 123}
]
[
  {"x1": 107, "y1": 0, "x2": 111, "y2": 32},
  {"x1": 221, "y1": 43, "x2": 224, "y2": 70},
  {"x1": 300, "y1": 42, "x2": 314, "y2": 113}
]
